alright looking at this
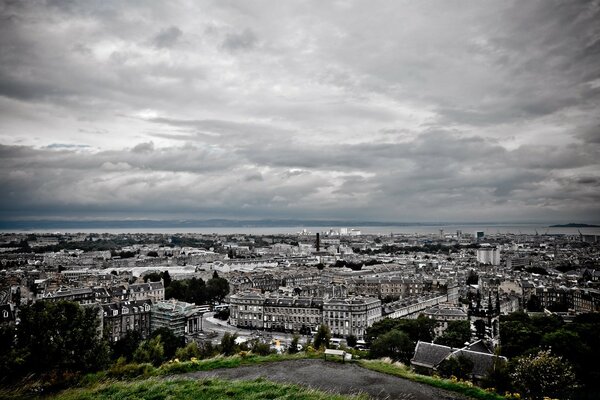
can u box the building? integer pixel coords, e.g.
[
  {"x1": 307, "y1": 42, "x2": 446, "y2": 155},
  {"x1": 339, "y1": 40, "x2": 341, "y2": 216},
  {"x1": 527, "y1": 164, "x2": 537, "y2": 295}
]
[
  {"x1": 422, "y1": 305, "x2": 468, "y2": 337},
  {"x1": 228, "y1": 292, "x2": 266, "y2": 329},
  {"x1": 101, "y1": 300, "x2": 152, "y2": 343},
  {"x1": 229, "y1": 292, "x2": 381, "y2": 339},
  {"x1": 263, "y1": 296, "x2": 323, "y2": 333},
  {"x1": 476, "y1": 247, "x2": 501, "y2": 266},
  {"x1": 322, "y1": 296, "x2": 381, "y2": 339},
  {"x1": 411, "y1": 340, "x2": 507, "y2": 381},
  {"x1": 128, "y1": 281, "x2": 165, "y2": 302},
  {"x1": 151, "y1": 299, "x2": 205, "y2": 339}
]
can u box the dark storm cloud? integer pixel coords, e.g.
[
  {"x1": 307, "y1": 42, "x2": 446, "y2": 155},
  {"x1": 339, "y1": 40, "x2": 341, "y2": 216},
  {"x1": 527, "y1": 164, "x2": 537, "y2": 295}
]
[{"x1": 0, "y1": 0, "x2": 599, "y2": 222}]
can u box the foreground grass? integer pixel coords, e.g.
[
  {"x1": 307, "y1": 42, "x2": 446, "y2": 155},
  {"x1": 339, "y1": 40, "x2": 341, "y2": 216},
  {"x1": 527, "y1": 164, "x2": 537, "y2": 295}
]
[
  {"x1": 358, "y1": 360, "x2": 506, "y2": 400},
  {"x1": 80, "y1": 352, "x2": 321, "y2": 386},
  {"x1": 53, "y1": 377, "x2": 367, "y2": 400}
]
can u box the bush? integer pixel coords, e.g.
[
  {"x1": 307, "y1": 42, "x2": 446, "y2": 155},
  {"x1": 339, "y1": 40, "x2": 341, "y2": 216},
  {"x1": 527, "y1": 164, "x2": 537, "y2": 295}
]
[
  {"x1": 175, "y1": 342, "x2": 200, "y2": 361},
  {"x1": 251, "y1": 341, "x2": 273, "y2": 356},
  {"x1": 107, "y1": 359, "x2": 155, "y2": 379},
  {"x1": 511, "y1": 349, "x2": 578, "y2": 399}
]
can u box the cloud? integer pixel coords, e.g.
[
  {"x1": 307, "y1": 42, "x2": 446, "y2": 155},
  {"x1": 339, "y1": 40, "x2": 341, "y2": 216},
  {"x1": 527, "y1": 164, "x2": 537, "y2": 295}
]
[
  {"x1": 222, "y1": 28, "x2": 257, "y2": 51},
  {"x1": 0, "y1": 1, "x2": 599, "y2": 222},
  {"x1": 152, "y1": 26, "x2": 182, "y2": 49}
]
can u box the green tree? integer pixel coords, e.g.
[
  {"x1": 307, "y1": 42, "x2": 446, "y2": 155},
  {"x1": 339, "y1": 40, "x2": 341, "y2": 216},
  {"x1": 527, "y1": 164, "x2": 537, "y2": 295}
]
[
  {"x1": 511, "y1": 350, "x2": 578, "y2": 400},
  {"x1": 438, "y1": 355, "x2": 474, "y2": 380},
  {"x1": 111, "y1": 330, "x2": 143, "y2": 361},
  {"x1": 175, "y1": 341, "x2": 200, "y2": 361},
  {"x1": 313, "y1": 324, "x2": 331, "y2": 349},
  {"x1": 151, "y1": 327, "x2": 183, "y2": 360},
  {"x1": 17, "y1": 301, "x2": 110, "y2": 375},
  {"x1": 133, "y1": 335, "x2": 164, "y2": 366},
  {"x1": 289, "y1": 335, "x2": 300, "y2": 354},
  {"x1": 482, "y1": 353, "x2": 512, "y2": 394},
  {"x1": 220, "y1": 332, "x2": 238, "y2": 356},
  {"x1": 346, "y1": 334, "x2": 357, "y2": 348},
  {"x1": 161, "y1": 270, "x2": 172, "y2": 287},
  {"x1": 251, "y1": 340, "x2": 272, "y2": 356},
  {"x1": 435, "y1": 320, "x2": 471, "y2": 348},
  {"x1": 369, "y1": 329, "x2": 414, "y2": 363},
  {"x1": 207, "y1": 276, "x2": 230, "y2": 303}
]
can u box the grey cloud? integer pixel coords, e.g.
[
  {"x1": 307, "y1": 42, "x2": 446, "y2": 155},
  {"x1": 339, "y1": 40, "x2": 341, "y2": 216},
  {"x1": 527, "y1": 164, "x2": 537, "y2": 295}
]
[
  {"x1": 131, "y1": 142, "x2": 155, "y2": 154},
  {"x1": 152, "y1": 26, "x2": 182, "y2": 49},
  {"x1": 0, "y1": 1, "x2": 599, "y2": 222},
  {"x1": 222, "y1": 28, "x2": 257, "y2": 51}
]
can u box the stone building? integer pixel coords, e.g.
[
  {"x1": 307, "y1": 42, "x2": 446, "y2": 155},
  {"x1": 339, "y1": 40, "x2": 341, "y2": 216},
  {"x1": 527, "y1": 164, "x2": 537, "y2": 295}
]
[
  {"x1": 150, "y1": 299, "x2": 205, "y2": 339},
  {"x1": 101, "y1": 299, "x2": 152, "y2": 342},
  {"x1": 322, "y1": 296, "x2": 382, "y2": 339},
  {"x1": 263, "y1": 296, "x2": 323, "y2": 333}
]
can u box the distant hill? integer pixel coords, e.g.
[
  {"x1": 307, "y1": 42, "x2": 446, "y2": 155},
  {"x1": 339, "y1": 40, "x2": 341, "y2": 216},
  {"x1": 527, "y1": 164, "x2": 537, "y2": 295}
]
[{"x1": 549, "y1": 223, "x2": 600, "y2": 228}]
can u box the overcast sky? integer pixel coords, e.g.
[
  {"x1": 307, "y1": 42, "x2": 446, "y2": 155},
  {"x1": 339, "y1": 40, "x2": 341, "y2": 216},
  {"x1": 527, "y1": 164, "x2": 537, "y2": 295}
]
[{"x1": 0, "y1": 0, "x2": 599, "y2": 223}]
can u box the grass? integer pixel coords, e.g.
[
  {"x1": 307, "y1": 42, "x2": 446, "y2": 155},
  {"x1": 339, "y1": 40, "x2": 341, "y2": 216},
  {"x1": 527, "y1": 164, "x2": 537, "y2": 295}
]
[
  {"x1": 52, "y1": 377, "x2": 368, "y2": 400},
  {"x1": 79, "y1": 351, "x2": 322, "y2": 386},
  {"x1": 358, "y1": 359, "x2": 507, "y2": 400}
]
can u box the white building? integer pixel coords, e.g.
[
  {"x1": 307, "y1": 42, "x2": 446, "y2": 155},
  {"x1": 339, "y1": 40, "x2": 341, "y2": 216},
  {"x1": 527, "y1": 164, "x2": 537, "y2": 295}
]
[{"x1": 476, "y1": 247, "x2": 501, "y2": 266}]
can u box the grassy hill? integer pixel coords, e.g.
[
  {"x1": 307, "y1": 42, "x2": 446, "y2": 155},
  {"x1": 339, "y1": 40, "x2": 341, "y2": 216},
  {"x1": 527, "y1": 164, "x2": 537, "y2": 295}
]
[{"x1": 52, "y1": 377, "x2": 366, "y2": 400}]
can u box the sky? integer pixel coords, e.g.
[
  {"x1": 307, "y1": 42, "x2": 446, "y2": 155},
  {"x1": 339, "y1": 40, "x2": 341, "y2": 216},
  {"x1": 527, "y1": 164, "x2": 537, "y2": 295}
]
[{"x1": 0, "y1": 0, "x2": 599, "y2": 223}]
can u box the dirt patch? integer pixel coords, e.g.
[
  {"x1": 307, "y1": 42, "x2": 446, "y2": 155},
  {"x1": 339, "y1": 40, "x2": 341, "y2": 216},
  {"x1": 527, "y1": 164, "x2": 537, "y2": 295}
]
[{"x1": 182, "y1": 359, "x2": 470, "y2": 399}]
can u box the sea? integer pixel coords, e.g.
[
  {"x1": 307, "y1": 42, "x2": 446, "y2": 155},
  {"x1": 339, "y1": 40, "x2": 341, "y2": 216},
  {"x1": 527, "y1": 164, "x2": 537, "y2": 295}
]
[{"x1": 2, "y1": 224, "x2": 599, "y2": 236}]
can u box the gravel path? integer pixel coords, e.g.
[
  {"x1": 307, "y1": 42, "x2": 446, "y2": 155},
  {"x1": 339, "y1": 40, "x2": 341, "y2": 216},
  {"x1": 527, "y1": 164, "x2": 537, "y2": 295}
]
[{"x1": 182, "y1": 359, "x2": 470, "y2": 400}]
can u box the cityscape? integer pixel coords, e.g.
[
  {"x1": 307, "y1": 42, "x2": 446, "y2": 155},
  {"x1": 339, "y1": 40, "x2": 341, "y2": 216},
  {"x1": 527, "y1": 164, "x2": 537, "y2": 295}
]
[
  {"x1": 1, "y1": 226, "x2": 599, "y2": 399},
  {"x1": 1, "y1": 1, "x2": 600, "y2": 400}
]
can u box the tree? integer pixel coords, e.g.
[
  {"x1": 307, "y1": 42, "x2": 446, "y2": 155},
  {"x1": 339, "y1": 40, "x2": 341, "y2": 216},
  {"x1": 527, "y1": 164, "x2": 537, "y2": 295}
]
[
  {"x1": 133, "y1": 335, "x2": 165, "y2": 366},
  {"x1": 466, "y1": 270, "x2": 478, "y2": 285},
  {"x1": 289, "y1": 335, "x2": 300, "y2": 354},
  {"x1": 111, "y1": 330, "x2": 143, "y2": 361},
  {"x1": 438, "y1": 355, "x2": 474, "y2": 380},
  {"x1": 482, "y1": 353, "x2": 512, "y2": 394},
  {"x1": 346, "y1": 335, "x2": 357, "y2": 348},
  {"x1": 220, "y1": 332, "x2": 238, "y2": 356},
  {"x1": 369, "y1": 329, "x2": 414, "y2": 363},
  {"x1": 511, "y1": 350, "x2": 578, "y2": 400},
  {"x1": 207, "y1": 276, "x2": 230, "y2": 304},
  {"x1": 151, "y1": 327, "x2": 183, "y2": 361},
  {"x1": 435, "y1": 320, "x2": 471, "y2": 348},
  {"x1": 16, "y1": 301, "x2": 110, "y2": 375},
  {"x1": 161, "y1": 270, "x2": 172, "y2": 288},
  {"x1": 313, "y1": 324, "x2": 331, "y2": 349},
  {"x1": 526, "y1": 294, "x2": 543, "y2": 312},
  {"x1": 175, "y1": 341, "x2": 200, "y2": 361}
]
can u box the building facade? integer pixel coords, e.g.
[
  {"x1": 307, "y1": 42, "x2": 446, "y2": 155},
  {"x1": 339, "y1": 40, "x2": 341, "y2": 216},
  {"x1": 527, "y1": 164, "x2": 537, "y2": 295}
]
[
  {"x1": 150, "y1": 299, "x2": 205, "y2": 338},
  {"x1": 101, "y1": 299, "x2": 152, "y2": 342},
  {"x1": 229, "y1": 292, "x2": 381, "y2": 339}
]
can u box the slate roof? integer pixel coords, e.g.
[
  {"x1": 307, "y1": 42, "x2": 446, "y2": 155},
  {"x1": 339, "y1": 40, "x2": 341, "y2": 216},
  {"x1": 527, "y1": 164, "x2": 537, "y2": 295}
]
[
  {"x1": 450, "y1": 349, "x2": 507, "y2": 379},
  {"x1": 411, "y1": 341, "x2": 453, "y2": 368}
]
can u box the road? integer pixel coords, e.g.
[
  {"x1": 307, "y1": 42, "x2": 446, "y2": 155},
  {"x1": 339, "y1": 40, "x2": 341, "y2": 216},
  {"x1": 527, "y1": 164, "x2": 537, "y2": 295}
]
[{"x1": 201, "y1": 312, "x2": 310, "y2": 348}]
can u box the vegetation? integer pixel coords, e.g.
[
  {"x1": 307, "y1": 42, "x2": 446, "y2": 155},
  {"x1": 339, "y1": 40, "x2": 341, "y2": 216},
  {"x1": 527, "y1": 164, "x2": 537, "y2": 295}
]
[
  {"x1": 365, "y1": 315, "x2": 436, "y2": 346},
  {"x1": 358, "y1": 360, "x2": 505, "y2": 400},
  {"x1": 434, "y1": 320, "x2": 471, "y2": 348},
  {"x1": 52, "y1": 377, "x2": 367, "y2": 400},
  {"x1": 511, "y1": 350, "x2": 578, "y2": 400},
  {"x1": 500, "y1": 312, "x2": 600, "y2": 399},
  {"x1": 368, "y1": 329, "x2": 414, "y2": 363},
  {"x1": 313, "y1": 324, "x2": 331, "y2": 349},
  {"x1": 166, "y1": 275, "x2": 229, "y2": 304},
  {"x1": 0, "y1": 301, "x2": 110, "y2": 385}
]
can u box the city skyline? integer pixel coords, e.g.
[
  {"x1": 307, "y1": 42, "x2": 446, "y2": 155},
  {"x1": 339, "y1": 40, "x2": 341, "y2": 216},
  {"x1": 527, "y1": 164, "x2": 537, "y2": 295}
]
[{"x1": 1, "y1": 1, "x2": 599, "y2": 223}]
